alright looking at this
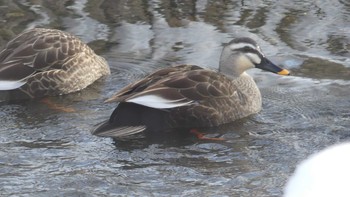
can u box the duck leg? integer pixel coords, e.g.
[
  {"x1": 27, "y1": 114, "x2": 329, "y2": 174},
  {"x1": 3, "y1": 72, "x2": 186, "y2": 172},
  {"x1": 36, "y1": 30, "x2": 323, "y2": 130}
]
[
  {"x1": 40, "y1": 97, "x2": 75, "y2": 112},
  {"x1": 190, "y1": 129, "x2": 225, "y2": 141}
]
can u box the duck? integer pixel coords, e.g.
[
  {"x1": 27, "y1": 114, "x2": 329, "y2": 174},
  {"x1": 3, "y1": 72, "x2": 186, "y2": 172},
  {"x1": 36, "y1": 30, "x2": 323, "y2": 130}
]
[
  {"x1": 91, "y1": 37, "x2": 289, "y2": 138},
  {"x1": 284, "y1": 142, "x2": 350, "y2": 197},
  {"x1": 0, "y1": 28, "x2": 110, "y2": 99}
]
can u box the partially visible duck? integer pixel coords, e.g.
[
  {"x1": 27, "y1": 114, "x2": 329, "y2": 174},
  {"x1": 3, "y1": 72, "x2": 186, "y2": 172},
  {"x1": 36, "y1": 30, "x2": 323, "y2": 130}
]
[
  {"x1": 0, "y1": 28, "x2": 110, "y2": 99},
  {"x1": 284, "y1": 142, "x2": 350, "y2": 197},
  {"x1": 92, "y1": 37, "x2": 289, "y2": 138}
]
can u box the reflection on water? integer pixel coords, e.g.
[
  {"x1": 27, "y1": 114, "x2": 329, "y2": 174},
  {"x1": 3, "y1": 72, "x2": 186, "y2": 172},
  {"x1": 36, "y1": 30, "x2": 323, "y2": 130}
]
[{"x1": 0, "y1": 0, "x2": 349, "y2": 196}]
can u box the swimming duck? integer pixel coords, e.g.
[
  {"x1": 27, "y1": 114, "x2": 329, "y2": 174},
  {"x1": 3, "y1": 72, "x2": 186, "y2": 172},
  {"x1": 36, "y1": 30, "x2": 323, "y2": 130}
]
[
  {"x1": 0, "y1": 28, "x2": 110, "y2": 99},
  {"x1": 92, "y1": 37, "x2": 289, "y2": 138}
]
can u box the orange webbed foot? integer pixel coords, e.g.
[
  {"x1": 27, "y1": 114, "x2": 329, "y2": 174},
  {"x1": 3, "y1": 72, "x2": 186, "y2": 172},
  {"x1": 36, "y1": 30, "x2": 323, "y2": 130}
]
[
  {"x1": 190, "y1": 129, "x2": 225, "y2": 141},
  {"x1": 40, "y1": 97, "x2": 75, "y2": 113}
]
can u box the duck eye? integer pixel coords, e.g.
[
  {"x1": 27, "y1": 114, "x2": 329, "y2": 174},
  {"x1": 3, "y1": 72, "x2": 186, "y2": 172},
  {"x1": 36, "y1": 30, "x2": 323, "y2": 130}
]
[
  {"x1": 242, "y1": 46, "x2": 257, "y2": 53},
  {"x1": 256, "y1": 46, "x2": 265, "y2": 56}
]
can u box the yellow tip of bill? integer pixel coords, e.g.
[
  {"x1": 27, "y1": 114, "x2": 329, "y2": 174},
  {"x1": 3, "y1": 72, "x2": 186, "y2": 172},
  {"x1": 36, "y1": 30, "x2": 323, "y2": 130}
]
[{"x1": 278, "y1": 69, "x2": 290, "y2": 75}]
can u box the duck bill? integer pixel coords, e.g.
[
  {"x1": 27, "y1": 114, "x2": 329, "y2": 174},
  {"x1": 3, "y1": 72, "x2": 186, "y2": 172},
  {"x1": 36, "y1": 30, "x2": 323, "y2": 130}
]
[{"x1": 256, "y1": 57, "x2": 290, "y2": 75}]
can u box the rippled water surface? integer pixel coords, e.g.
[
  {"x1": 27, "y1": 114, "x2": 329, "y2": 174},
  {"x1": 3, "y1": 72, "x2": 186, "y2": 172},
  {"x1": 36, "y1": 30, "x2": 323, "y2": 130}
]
[{"x1": 0, "y1": 0, "x2": 350, "y2": 196}]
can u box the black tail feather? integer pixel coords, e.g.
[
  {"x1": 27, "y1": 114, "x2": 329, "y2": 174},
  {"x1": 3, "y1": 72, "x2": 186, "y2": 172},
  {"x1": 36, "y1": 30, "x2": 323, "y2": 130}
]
[{"x1": 91, "y1": 102, "x2": 171, "y2": 138}]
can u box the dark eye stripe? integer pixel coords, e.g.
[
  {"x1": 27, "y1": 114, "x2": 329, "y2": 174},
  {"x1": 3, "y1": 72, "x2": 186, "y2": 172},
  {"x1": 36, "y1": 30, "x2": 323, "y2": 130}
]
[
  {"x1": 233, "y1": 46, "x2": 262, "y2": 58},
  {"x1": 240, "y1": 46, "x2": 257, "y2": 53}
]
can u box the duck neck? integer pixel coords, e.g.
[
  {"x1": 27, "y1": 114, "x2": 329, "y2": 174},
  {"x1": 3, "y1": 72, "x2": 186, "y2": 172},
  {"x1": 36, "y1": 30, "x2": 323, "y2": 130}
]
[
  {"x1": 233, "y1": 72, "x2": 262, "y2": 114},
  {"x1": 218, "y1": 55, "x2": 244, "y2": 79},
  {"x1": 218, "y1": 65, "x2": 244, "y2": 80}
]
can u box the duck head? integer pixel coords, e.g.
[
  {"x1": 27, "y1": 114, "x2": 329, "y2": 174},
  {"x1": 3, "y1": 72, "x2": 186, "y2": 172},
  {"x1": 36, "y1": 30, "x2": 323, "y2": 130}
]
[{"x1": 219, "y1": 37, "x2": 290, "y2": 77}]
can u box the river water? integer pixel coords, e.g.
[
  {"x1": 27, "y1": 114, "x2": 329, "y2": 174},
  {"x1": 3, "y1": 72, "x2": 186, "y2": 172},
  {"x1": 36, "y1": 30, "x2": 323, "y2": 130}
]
[{"x1": 0, "y1": 0, "x2": 349, "y2": 196}]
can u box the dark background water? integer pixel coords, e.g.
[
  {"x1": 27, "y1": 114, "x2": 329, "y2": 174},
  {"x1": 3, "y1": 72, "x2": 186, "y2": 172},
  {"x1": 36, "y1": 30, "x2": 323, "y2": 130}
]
[{"x1": 0, "y1": 0, "x2": 349, "y2": 196}]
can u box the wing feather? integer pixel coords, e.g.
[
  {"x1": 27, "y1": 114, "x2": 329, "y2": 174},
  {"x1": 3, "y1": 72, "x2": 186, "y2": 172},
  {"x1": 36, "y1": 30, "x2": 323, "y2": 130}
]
[
  {"x1": 0, "y1": 28, "x2": 87, "y2": 90},
  {"x1": 91, "y1": 120, "x2": 146, "y2": 137},
  {"x1": 105, "y1": 65, "x2": 237, "y2": 109}
]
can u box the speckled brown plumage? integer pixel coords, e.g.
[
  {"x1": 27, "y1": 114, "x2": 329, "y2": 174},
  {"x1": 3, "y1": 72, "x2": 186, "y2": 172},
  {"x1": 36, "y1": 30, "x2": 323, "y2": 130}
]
[
  {"x1": 92, "y1": 37, "x2": 289, "y2": 138},
  {"x1": 106, "y1": 64, "x2": 261, "y2": 127},
  {"x1": 0, "y1": 28, "x2": 110, "y2": 98}
]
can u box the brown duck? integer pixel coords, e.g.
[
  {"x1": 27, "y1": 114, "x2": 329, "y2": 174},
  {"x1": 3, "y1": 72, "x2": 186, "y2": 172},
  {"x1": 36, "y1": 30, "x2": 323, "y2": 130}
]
[
  {"x1": 92, "y1": 37, "x2": 289, "y2": 138},
  {"x1": 0, "y1": 28, "x2": 110, "y2": 99}
]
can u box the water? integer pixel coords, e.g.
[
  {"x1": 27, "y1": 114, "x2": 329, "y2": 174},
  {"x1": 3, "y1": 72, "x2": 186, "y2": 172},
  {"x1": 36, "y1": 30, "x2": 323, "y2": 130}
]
[{"x1": 0, "y1": 0, "x2": 349, "y2": 196}]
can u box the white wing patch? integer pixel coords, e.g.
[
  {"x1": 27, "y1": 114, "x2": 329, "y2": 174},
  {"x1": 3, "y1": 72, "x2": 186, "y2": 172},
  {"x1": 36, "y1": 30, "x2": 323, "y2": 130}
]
[
  {"x1": 128, "y1": 95, "x2": 193, "y2": 109},
  {"x1": 0, "y1": 80, "x2": 26, "y2": 90}
]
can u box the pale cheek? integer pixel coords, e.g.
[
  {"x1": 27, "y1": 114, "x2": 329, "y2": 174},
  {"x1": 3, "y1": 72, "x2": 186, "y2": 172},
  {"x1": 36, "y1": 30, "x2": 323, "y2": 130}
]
[
  {"x1": 237, "y1": 56, "x2": 255, "y2": 70},
  {"x1": 245, "y1": 53, "x2": 261, "y2": 64}
]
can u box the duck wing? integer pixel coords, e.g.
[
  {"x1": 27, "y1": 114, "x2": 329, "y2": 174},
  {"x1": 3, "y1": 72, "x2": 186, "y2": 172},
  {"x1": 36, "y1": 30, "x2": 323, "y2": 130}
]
[
  {"x1": 105, "y1": 64, "x2": 237, "y2": 109},
  {"x1": 0, "y1": 28, "x2": 84, "y2": 90}
]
